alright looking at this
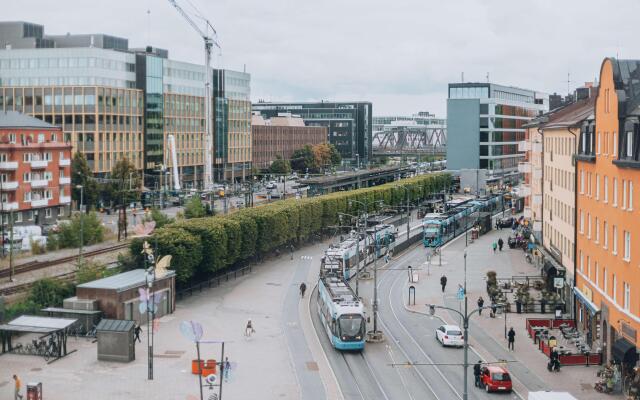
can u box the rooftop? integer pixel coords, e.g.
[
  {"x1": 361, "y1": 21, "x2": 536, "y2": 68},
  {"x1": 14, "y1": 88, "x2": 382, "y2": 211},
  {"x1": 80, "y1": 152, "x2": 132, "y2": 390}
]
[
  {"x1": 77, "y1": 268, "x2": 175, "y2": 292},
  {"x1": 0, "y1": 111, "x2": 56, "y2": 129}
]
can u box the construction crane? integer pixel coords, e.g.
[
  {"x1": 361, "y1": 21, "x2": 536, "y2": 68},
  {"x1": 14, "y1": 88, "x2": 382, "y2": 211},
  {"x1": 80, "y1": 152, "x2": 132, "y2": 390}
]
[{"x1": 167, "y1": 0, "x2": 219, "y2": 191}]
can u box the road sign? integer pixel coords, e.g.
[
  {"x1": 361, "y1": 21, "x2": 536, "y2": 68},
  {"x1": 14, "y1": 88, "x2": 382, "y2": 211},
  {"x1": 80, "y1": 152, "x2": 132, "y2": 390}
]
[{"x1": 553, "y1": 277, "x2": 564, "y2": 289}]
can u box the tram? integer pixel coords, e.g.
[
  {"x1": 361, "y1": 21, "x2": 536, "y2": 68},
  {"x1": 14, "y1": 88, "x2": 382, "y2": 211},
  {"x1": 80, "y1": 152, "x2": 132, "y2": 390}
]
[{"x1": 317, "y1": 275, "x2": 366, "y2": 350}]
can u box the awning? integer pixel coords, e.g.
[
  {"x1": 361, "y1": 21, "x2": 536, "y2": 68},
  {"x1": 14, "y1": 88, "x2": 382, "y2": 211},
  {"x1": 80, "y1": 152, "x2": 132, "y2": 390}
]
[
  {"x1": 612, "y1": 338, "x2": 638, "y2": 364},
  {"x1": 572, "y1": 286, "x2": 600, "y2": 315},
  {"x1": 540, "y1": 248, "x2": 565, "y2": 277}
]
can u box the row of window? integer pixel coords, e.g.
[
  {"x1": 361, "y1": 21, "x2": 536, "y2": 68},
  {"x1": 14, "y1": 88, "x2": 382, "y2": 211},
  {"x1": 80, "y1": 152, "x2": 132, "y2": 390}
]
[
  {"x1": 546, "y1": 166, "x2": 575, "y2": 192},
  {"x1": 544, "y1": 224, "x2": 574, "y2": 263},
  {"x1": 545, "y1": 136, "x2": 576, "y2": 157},
  {"x1": 0, "y1": 207, "x2": 62, "y2": 224},
  {"x1": 580, "y1": 171, "x2": 634, "y2": 209},
  {"x1": 0, "y1": 77, "x2": 134, "y2": 88},
  {"x1": 546, "y1": 194, "x2": 575, "y2": 226},
  {"x1": 579, "y1": 254, "x2": 631, "y2": 311},
  {"x1": 579, "y1": 213, "x2": 632, "y2": 261}
]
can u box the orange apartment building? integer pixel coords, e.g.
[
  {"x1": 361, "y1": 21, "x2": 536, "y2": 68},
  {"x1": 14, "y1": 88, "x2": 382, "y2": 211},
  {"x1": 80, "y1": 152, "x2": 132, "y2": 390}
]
[
  {"x1": 0, "y1": 111, "x2": 72, "y2": 227},
  {"x1": 575, "y1": 58, "x2": 640, "y2": 366}
]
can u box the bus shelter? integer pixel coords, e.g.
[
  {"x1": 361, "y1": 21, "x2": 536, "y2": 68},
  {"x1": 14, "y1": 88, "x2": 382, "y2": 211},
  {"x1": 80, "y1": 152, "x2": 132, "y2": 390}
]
[{"x1": 0, "y1": 315, "x2": 77, "y2": 360}]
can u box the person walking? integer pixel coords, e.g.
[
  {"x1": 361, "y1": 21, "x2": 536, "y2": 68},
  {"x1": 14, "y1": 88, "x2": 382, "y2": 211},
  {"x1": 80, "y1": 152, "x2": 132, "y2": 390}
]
[
  {"x1": 473, "y1": 361, "x2": 482, "y2": 387},
  {"x1": 299, "y1": 282, "x2": 307, "y2": 298},
  {"x1": 223, "y1": 356, "x2": 231, "y2": 382},
  {"x1": 492, "y1": 241, "x2": 497, "y2": 253},
  {"x1": 508, "y1": 327, "x2": 516, "y2": 351},
  {"x1": 498, "y1": 238, "x2": 504, "y2": 251},
  {"x1": 477, "y1": 296, "x2": 485, "y2": 315},
  {"x1": 245, "y1": 319, "x2": 255, "y2": 337},
  {"x1": 134, "y1": 325, "x2": 142, "y2": 343},
  {"x1": 440, "y1": 275, "x2": 447, "y2": 293},
  {"x1": 13, "y1": 374, "x2": 23, "y2": 400}
]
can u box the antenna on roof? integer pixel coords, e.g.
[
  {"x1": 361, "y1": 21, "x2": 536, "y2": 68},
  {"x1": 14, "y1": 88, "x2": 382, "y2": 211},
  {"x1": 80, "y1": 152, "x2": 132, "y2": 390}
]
[
  {"x1": 567, "y1": 72, "x2": 571, "y2": 97},
  {"x1": 461, "y1": 72, "x2": 464, "y2": 83},
  {"x1": 486, "y1": 72, "x2": 490, "y2": 83}
]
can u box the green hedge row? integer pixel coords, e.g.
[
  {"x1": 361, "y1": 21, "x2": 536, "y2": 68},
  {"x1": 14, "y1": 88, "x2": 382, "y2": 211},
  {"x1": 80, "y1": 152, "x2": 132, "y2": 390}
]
[{"x1": 130, "y1": 173, "x2": 450, "y2": 285}]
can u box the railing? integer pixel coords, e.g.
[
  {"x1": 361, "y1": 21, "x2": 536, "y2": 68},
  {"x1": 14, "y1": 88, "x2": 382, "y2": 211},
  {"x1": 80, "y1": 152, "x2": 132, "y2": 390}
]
[
  {"x1": 176, "y1": 264, "x2": 254, "y2": 300},
  {"x1": 59, "y1": 177, "x2": 71, "y2": 185},
  {"x1": 30, "y1": 198, "x2": 49, "y2": 208},
  {"x1": 2, "y1": 181, "x2": 18, "y2": 190},
  {"x1": 59, "y1": 159, "x2": 71, "y2": 167},
  {"x1": 1, "y1": 202, "x2": 18, "y2": 210},
  {"x1": 30, "y1": 160, "x2": 49, "y2": 168},
  {"x1": 30, "y1": 179, "x2": 48, "y2": 188},
  {"x1": 0, "y1": 161, "x2": 18, "y2": 170},
  {"x1": 59, "y1": 196, "x2": 71, "y2": 204}
]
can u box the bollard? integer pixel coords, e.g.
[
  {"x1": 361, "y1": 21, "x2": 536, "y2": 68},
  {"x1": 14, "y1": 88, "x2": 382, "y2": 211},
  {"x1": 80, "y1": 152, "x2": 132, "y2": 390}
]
[{"x1": 408, "y1": 285, "x2": 416, "y2": 306}]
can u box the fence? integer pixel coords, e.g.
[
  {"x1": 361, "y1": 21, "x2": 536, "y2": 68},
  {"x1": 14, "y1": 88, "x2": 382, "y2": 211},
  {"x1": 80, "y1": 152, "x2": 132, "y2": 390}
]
[{"x1": 176, "y1": 264, "x2": 253, "y2": 300}]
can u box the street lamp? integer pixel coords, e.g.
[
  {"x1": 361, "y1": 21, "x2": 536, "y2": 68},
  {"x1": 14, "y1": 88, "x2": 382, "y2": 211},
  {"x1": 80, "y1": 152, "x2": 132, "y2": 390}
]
[
  {"x1": 366, "y1": 229, "x2": 391, "y2": 343},
  {"x1": 76, "y1": 184, "x2": 84, "y2": 264},
  {"x1": 338, "y1": 212, "x2": 362, "y2": 298},
  {"x1": 427, "y1": 249, "x2": 491, "y2": 400},
  {"x1": 142, "y1": 241, "x2": 157, "y2": 380}
]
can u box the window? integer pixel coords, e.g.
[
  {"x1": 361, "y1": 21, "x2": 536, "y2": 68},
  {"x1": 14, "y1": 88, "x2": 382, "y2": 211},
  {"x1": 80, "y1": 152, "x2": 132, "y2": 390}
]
[
  {"x1": 627, "y1": 131, "x2": 633, "y2": 158},
  {"x1": 613, "y1": 274, "x2": 617, "y2": 303},
  {"x1": 596, "y1": 262, "x2": 600, "y2": 287},
  {"x1": 580, "y1": 170, "x2": 584, "y2": 194},
  {"x1": 630, "y1": 181, "x2": 634, "y2": 211},
  {"x1": 23, "y1": 191, "x2": 31, "y2": 202},
  {"x1": 614, "y1": 178, "x2": 618, "y2": 206},
  {"x1": 604, "y1": 221, "x2": 609, "y2": 249},
  {"x1": 587, "y1": 256, "x2": 591, "y2": 278},
  {"x1": 587, "y1": 213, "x2": 592, "y2": 239},
  {"x1": 579, "y1": 210, "x2": 584, "y2": 233},
  {"x1": 45, "y1": 208, "x2": 52, "y2": 218},
  {"x1": 624, "y1": 231, "x2": 631, "y2": 261},
  {"x1": 613, "y1": 225, "x2": 618, "y2": 255},
  {"x1": 624, "y1": 282, "x2": 630, "y2": 311},
  {"x1": 604, "y1": 176, "x2": 608, "y2": 203},
  {"x1": 580, "y1": 251, "x2": 584, "y2": 272},
  {"x1": 604, "y1": 268, "x2": 609, "y2": 295},
  {"x1": 596, "y1": 174, "x2": 600, "y2": 200},
  {"x1": 595, "y1": 217, "x2": 600, "y2": 243},
  {"x1": 597, "y1": 132, "x2": 601, "y2": 154},
  {"x1": 623, "y1": 180, "x2": 627, "y2": 209}
]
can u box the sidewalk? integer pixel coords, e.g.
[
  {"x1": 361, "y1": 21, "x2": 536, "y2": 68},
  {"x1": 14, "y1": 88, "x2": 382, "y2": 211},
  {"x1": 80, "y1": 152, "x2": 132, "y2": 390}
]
[{"x1": 405, "y1": 223, "x2": 618, "y2": 399}]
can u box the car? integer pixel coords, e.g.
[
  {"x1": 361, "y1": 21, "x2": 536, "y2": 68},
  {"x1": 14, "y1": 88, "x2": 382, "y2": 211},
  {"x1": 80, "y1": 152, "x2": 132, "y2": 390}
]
[
  {"x1": 435, "y1": 324, "x2": 464, "y2": 347},
  {"x1": 480, "y1": 366, "x2": 512, "y2": 393}
]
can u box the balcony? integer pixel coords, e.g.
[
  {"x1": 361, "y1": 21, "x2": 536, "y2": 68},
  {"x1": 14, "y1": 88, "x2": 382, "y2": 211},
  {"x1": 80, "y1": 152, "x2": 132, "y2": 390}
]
[
  {"x1": 30, "y1": 198, "x2": 49, "y2": 208},
  {"x1": 518, "y1": 162, "x2": 532, "y2": 174},
  {"x1": 59, "y1": 158, "x2": 71, "y2": 167},
  {"x1": 30, "y1": 179, "x2": 48, "y2": 188},
  {"x1": 518, "y1": 141, "x2": 531, "y2": 152},
  {"x1": 30, "y1": 160, "x2": 49, "y2": 169},
  {"x1": 1, "y1": 202, "x2": 18, "y2": 211},
  {"x1": 59, "y1": 177, "x2": 71, "y2": 185},
  {"x1": 1, "y1": 181, "x2": 19, "y2": 190},
  {"x1": 59, "y1": 195, "x2": 71, "y2": 204},
  {"x1": 0, "y1": 161, "x2": 18, "y2": 170},
  {"x1": 518, "y1": 184, "x2": 531, "y2": 197}
]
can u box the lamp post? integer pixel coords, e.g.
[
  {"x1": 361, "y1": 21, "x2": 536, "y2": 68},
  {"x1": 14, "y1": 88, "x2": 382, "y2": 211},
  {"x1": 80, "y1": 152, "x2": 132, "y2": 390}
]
[
  {"x1": 76, "y1": 185, "x2": 84, "y2": 264},
  {"x1": 338, "y1": 212, "x2": 361, "y2": 298},
  {"x1": 366, "y1": 229, "x2": 390, "y2": 342},
  {"x1": 143, "y1": 241, "x2": 157, "y2": 380}
]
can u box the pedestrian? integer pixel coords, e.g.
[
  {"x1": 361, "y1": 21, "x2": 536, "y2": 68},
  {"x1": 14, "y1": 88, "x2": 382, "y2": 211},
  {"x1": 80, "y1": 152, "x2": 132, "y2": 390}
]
[
  {"x1": 245, "y1": 319, "x2": 255, "y2": 337},
  {"x1": 490, "y1": 301, "x2": 497, "y2": 318},
  {"x1": 492, "y1": 241, "x2": 497, "y2": 253},
  {"x1": 299, "y1": 282, "x2": 307, "y2": 298},
  {"x1": 13, "y1": 374, "x2": 23, "y2": 400},
  {"x1": 498, "y1": 238, "x2": 504, "y2": 251},
  {"x1": 290, "y1": 244, "x2": 295, "y2": 260},
  {"x1": 134, "y1": 325, "x2": 142, "y2": 343},
  {"x1": 477, "y1": 296, "x2": 485, "y2": 315},
  {"x1": 440, "y1": 275, "x2": 447, "y2": 293},
  {"x1": 223, "y1": 356, "x2": 231, "y2": 382},
  {"x1": 473, "y1": 360, "x2": 482, "y2": 387},
  {"x1": 508, "y1": 327, "x2": 515, "y2": 351}
]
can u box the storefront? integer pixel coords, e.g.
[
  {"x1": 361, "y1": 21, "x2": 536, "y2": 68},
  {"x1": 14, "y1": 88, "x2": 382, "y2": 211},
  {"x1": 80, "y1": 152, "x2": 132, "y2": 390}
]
[{"x1": 573, "y1": 286, "x2": 601, "y2": 347}]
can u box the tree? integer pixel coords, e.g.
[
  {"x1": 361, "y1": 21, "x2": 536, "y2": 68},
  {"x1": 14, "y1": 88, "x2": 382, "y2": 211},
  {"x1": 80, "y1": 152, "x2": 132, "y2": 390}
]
[
  {"x1": 184, "y1": 196, "x2": 206, "y2": 219},
  {"x1": 270, "y1": 155, "x2": 291, "y2": 175},
  {"x1": 71, "y1": 152, "x2": 99, "y2": 210},
  {"x1": 146, "y1": 208, "x2": 174, "y2": 229},
  {"x1": 107, "y1": 158, "x2": 141, "y2": 207},
  {"x1": 291, "y1": 145, "x2": 317, "y2": 173},
  {"x1": 328, "y1": 143, "x2": 342, "y2": 166},
  {"x1": 53, "y1": 211, "x2": 105, "y2": 249}
]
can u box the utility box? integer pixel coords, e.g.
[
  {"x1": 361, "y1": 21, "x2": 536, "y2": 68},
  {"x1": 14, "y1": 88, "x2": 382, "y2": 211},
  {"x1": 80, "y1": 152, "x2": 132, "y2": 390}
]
[
  {"x1": 26, "y1": 382, "x2": 42, "y2": 400},
  {"x1": 96, "y1": 319, "x2": 135, "y2": 362}
]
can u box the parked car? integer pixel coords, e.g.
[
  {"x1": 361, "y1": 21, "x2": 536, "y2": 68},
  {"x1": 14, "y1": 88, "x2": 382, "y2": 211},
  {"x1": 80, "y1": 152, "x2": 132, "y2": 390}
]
[
  {"x1": 480, "y1": 366, "x2": 512, "y2": 393},
  {"x1": 435, "y1": 324, "x2": 464, "y2": 347},
  {"x1": 498, "y1": 217, "x2": 514, "y2": 228}
]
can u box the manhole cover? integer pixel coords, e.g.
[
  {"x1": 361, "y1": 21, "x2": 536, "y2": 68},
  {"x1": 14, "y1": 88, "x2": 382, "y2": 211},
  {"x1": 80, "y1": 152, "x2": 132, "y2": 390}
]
[
  {"x1": 266, "y1": 282, "x2": 281, "y2": 286},
  {"x1": 306, "y1": 361, "x2": 319, "y2": 371}
]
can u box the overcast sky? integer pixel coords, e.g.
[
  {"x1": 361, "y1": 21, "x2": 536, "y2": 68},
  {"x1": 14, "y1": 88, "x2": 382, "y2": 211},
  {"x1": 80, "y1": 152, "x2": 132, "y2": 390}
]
[{"x1": 4, "y1": 0, "x2": 640, "y2": 116}]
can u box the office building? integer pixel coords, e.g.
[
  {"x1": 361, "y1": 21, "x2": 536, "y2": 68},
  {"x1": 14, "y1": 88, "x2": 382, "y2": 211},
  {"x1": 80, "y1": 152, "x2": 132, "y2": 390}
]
[
  {"x1": 0, "y1": 21, "x2": 251, "y2": 188},
  {"x1": 253, "y1": 101, "x2": 372, "y2": 164},
  {"x1": 446, "y1": 83, "x2": 548, "y2": 185},
  {"x1": 0, "y1": 111, "x2": 71, "y2": 225},
  {"x1": 251, "y1": 112, "x2": 327, "y2": 169},
  {"x1": 575, "y1": 58, "x2": 640, "y2": 365}
]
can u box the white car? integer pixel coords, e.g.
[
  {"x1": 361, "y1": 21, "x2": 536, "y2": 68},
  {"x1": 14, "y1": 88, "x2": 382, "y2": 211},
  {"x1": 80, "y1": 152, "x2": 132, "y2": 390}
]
[{"x1": 435, "y1": 324, "x2": 464, "y2": 347}]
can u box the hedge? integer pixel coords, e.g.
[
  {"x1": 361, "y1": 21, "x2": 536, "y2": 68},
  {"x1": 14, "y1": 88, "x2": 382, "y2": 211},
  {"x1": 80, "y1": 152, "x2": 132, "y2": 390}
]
[{"x1": 130, "y1": 173, "x2": 450, "y2": 285}]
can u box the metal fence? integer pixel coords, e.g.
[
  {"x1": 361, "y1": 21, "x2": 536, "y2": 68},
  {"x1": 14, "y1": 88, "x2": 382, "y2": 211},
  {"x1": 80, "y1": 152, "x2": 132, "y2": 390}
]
[{"x1": 176, "y1": 264, "x2": 254, "y2": 300}]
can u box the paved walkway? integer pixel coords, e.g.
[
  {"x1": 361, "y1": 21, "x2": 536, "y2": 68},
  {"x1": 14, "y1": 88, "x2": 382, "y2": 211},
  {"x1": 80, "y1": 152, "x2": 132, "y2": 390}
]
[
  {"x1": 1, "y1": 239, "x2": 339, "y2": 400},
  {"x1": 405, "y1": 221, "x2": 620, "y2": 399}
]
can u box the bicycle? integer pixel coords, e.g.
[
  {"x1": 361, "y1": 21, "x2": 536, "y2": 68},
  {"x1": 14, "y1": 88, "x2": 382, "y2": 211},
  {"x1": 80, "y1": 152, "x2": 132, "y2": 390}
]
[
  {"x1": 43, "y1": 341, "x2": 58, "y2": 362},
  {"x1": 86, "y1": 324, "x2": 97, "y2": 338}
]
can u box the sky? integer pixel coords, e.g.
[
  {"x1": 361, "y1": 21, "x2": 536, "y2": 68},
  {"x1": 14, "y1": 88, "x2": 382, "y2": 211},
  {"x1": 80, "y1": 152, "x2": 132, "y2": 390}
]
[{"x1": 4, "y1": 0, "x2": 640, "y2": 116}]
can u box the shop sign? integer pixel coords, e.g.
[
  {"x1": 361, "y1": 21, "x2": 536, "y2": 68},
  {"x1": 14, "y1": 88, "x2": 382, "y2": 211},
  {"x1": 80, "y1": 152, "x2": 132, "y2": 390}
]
[
  {"x1": 553, "y1": 277, "x2": 564, "y2": 288},
  {"x1": 621, "y1": 321, "x2": 637, "y2": 342}
]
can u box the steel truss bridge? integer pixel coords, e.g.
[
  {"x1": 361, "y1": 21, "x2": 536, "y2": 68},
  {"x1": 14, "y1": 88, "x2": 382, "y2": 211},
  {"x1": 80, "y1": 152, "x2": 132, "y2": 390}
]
[{"x1": 372, "y1": 125, "x2": 447, "y2": 157}]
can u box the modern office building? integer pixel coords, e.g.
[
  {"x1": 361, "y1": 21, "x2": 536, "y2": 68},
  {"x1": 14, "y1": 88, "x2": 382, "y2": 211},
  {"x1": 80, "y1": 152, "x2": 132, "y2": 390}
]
[
  {"x1": 575, "y1": 58, "x2": 640, "y2": 365},
  {"x1": 252, "y1": 101, "x2": 372, "y2": 164},
  {"x1": 0, "y1": 21, "x2": 251, "y2": 188},
  {"x1": 0, "y1": 111, "x2": 72, "y2": 226},
  {"x1": 251, "y1": 112, "x2": 327, "y2": 169},
  {"x1": 446, "y1": 83, "x2": 548, "y2": 185}
]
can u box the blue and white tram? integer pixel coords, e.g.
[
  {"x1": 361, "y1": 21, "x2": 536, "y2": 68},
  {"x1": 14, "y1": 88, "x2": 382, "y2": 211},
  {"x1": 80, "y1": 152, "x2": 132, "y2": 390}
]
[{"x1": 317, "y1": 276, "x2": 366, "y2": 350}]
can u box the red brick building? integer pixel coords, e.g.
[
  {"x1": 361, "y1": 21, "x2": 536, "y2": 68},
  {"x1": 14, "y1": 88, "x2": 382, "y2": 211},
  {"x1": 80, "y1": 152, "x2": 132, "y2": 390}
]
[
  {"x1": 252, "y1": 113, "x2": 328, "y2": 169},
  {"x1": 0, "y1": 111, "x2": 71, "y2": 226}
]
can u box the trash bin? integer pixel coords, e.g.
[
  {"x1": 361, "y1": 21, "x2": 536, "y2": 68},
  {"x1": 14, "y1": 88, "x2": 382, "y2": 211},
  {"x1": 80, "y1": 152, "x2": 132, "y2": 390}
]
[
  {"x1": 27, "y1": 382, "x2": 42, "y2": 400},
  {"x1": 192, "y1": 359, "x2": 204, "y2": 375},
  {"x1": 201, "y1": 359, "x2": 217, "y2": 376}
]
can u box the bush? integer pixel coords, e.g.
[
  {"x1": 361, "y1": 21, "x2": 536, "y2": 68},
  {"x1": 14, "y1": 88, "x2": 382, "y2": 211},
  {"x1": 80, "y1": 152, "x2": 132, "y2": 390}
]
[
  {"x1": 28, "y1": 278, "x2": 73, "y2": 308},
  {"x1": 75, "y1": 260, "x2": 117, "y2": 285},
  {"x1": 30, "y1": 239, "x2": 46, "y2": 255},
  {"x1": 148, "y1": 208, "x2": 174, "y2": 229},
  {"x1": 127, "y1": 173, "x2": 451, "y2": 285},
  {"x1": 56, "y1": 212, "x2": 105, "y2": 249}
]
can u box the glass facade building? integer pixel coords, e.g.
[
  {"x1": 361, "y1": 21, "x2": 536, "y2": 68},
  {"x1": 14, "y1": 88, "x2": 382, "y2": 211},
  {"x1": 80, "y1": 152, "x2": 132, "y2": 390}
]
[{"x1": 446, "y1": 83, "x2": 548, "y2": 183}]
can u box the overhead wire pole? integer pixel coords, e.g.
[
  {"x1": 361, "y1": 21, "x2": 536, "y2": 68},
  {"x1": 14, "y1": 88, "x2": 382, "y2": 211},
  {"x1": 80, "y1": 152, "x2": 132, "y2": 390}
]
[{"x1": 168, "y1": 0, "x2": 220, "y2": 191}]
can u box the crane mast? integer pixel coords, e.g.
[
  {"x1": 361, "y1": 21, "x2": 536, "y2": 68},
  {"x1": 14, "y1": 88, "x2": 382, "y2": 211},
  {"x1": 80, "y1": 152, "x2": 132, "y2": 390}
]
[{"x1": 167, "y1": 0, "x2": 217, "y2": 190}]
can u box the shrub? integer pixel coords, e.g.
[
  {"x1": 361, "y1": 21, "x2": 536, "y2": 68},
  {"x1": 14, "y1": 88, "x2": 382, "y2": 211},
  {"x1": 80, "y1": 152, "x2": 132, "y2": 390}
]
[
  {"x1": 148, "y1": 208, "x2": 175, "y2": 229},
  {"x1": 28, "y1": 278, "x2": 73, "y2": 308},
  {"x1": 30, "y1": 239, "x2": 46, "y2": 255},
  {"x1": 184, "y1": 197, "x2": 206, "y2": 219},
  {"x1": 57, "y1": 212, "x2": 105, "y2": 248}
]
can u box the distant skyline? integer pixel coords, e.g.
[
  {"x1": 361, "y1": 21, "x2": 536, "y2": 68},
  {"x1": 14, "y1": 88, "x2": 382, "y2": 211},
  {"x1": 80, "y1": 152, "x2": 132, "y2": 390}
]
[{"x1": 3, "y1": 0, "x2": 639, "y2": 116}]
